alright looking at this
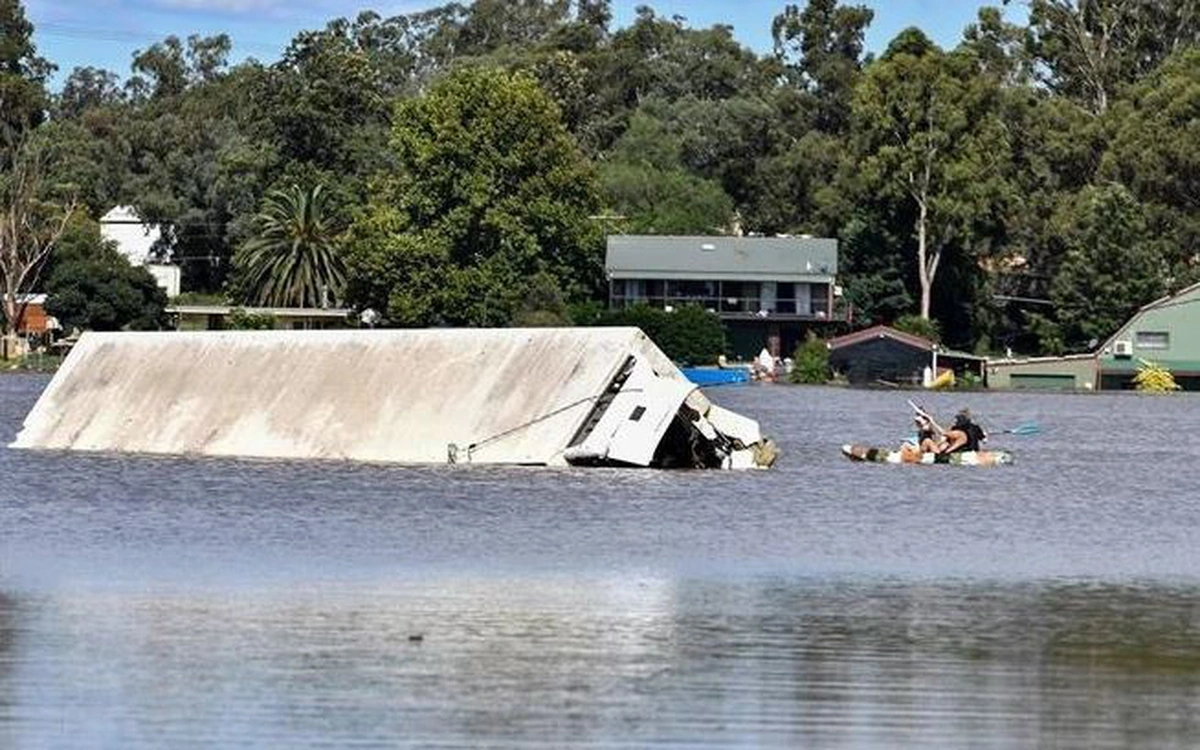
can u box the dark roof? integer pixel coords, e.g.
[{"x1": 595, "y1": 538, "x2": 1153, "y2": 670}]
[
  {"x1": 606, "y1": 235, "x2": 837, "y2": 282},
  {"x1": 828, "y1": 326, "x2": 986, "y2": 361},
  {"x1": 828, "y1": 325, "x2": 933, "y2": 352}
]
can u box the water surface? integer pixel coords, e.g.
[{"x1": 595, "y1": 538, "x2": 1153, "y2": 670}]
[{"x1": 3, "y1": 374, "x2": 1200, "y2": 748}]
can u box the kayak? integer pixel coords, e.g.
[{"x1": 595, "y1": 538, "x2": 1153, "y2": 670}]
[{"x1": 842, "y1": 444, "x2": 1014, "y2": 466}]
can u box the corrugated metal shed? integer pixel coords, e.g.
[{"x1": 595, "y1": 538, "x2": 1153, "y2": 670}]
[{"x1": 606, "y1": 235, "x2": 838, "y2": 282}]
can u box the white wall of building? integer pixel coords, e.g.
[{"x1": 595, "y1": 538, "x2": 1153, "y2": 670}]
[{"x1": 100, "y1": 206, "x2": 180, "y2": 297}]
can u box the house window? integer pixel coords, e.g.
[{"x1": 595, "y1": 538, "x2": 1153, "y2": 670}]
[{"x1": 1136, "y1": 331, "x2": 1170, "y2": 350}]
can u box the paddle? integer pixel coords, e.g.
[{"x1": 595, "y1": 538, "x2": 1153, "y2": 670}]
[
  {"x1": 1000, "y1": 422, "x2": 1041, "y2": 436},
  {"x1": 907, "y1": 399, "x2": 1041, "y2": 439}
]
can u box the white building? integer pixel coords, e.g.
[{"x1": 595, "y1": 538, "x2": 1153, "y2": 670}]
[{"x1": 99, "y1": 206, "x2": 182, "y2": 298}]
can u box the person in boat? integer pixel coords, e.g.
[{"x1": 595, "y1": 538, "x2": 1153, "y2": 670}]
[
  {"x1": 914, "y1": 413, "x2": 940, "y2": 453},
  {"x1": 937, "y1": 409, "x2": 987, "y2": 454},
  {"x1": 898, "y1": 413, "x2": 941, "y2": 460}
]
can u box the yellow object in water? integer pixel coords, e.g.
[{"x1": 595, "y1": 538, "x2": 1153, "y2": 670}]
[{"x1": 928, "y1": 370, "x2": 956, "y2": 390}]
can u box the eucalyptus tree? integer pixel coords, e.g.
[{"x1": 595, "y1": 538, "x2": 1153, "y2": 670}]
[
  {"x1": 772, "y1": 0, "x2": 875, "y2": 133},
  {"x1": 233, "y1": 185, "x2": 345, "y2": 309},
  {"x1": 0, "y1": 0, "x2": 52, "y2": 141},
  {"x1": 0, "y1": 137, "x2": 76, "y2": 345},
  {"x1": 1019, "y1": 0, "x2": 1200, "y2": 114},
  {"x1": 851, "y1": 29, "x2": 1013, "y2": 322}
]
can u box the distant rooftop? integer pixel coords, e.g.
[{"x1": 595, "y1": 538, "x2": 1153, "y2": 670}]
[
  {"x1": 166, "y1": 305, "x2": 350, "y2": 319},
  {"x1": 606, "y1": 235, "x2": 838, "y2": 282},
  {"x1": 100, "y1": 205, "x2": 147, "y2": 225}
]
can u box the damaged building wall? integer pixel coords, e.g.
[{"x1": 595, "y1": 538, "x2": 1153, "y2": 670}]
[{"x1": 11, "y1": 328, "x2": 773, "y2": 469}]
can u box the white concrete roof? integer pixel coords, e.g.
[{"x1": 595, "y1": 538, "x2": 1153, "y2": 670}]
[{"x1": 10, "y1": 328, "x2": 702, "y2": 467}]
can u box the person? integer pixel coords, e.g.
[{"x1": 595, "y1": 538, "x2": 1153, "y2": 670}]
[
  {"x1": 937, "y1": 409, "x2": 987, "y2": 454},
  {"x1": 915, "y1": 414, "x2": 940, "y2": 453},
  {"x1": 898, "y1": 412, "x2": 941, "y2": 461}
]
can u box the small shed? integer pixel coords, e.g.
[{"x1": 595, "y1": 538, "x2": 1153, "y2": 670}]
[
  {"x1": 985, "y1": 354, "x2": 1098, "y2": 391},
  {"x1": 828, "y1": 326, "x2": 985, "y2": 387}
]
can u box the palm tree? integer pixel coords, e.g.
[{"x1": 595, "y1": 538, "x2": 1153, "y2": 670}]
[{"x1": 235, "y1": 185, "x2": 345, "y2": 308}]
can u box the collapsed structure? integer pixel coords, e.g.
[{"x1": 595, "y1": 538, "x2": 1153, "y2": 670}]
[{"x1": 11, "y1": 328, "x2": 777, "y2": 470}]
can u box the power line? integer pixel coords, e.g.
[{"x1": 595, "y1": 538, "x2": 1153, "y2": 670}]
[{"x1": 35, "y1": 22, "x2": 284, "y2": 58}]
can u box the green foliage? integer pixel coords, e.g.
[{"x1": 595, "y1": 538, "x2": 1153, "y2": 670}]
[
  {"x1": 599, "y1": 112, "x2": 735, "y2": 234},
  {"x1": 226, "y1": 308, "x2": 276, "y2": 330},
  {"x1": 597, "y1": 304, "x2": 725, "y2": 365},
  {"x1": 1048, "y1": 184, "x2": 1166, "y2": 351},
  {"x1": 42, "y1": 215, "x2": 168, "y2": 332},
  {"x1": 232, "y1": 184, "x2": 345, "y2": 308},
  {"x1": 892, "y1": 314, "x2": 941, "y2": 342},
  {"x1": 789, "y1": 332, "x2": 830, "y2": 385},
  {"x1": 11, "y1": 0, "x2": 1200, "y2": 359},
  {"x1": 512, "y1": 271, "x2": 571, "y2": 327},
  {"x1": 345, "y1": 66, "x2": 601, "y2": 327},
  {"x1": 851, "y1": 31, "x2": 1013, "y2": 322},
  {"x1": 172, "y1": 291, "x2": 227, "y2": 305},
  {"x1": 0, "y1": 0, "x2": 51, "y2": 139}
]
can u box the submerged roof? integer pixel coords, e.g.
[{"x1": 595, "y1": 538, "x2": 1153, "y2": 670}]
[
  {"x1": 828, "y1": 325, "x2": 986, "y2": 361},
  {"x1": 11, "y1": 328, "x2": 694, "y2": 466},
  {"x1": 606, "y1": 235, "x2": 838, "y2": 282}
]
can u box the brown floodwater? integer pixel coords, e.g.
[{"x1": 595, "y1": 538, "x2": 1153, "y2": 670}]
[{"x1": 3, "y1": 374, "x2": 1200, "y2": 748}]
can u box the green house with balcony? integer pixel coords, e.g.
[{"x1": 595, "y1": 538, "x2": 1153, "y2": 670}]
[
  {"x1": 1096, "y1": 282, "x2": 1200, "y2": 390},
  {"x1": 605, "y1": 235, "x2": 844, "y2": 360}
]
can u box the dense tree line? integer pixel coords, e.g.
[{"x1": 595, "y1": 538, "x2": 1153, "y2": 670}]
[{"x1": 3, "y1": 0, "x2": 1200, "y2": 355}]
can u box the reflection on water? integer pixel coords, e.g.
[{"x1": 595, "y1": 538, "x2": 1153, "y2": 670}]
[
  {"x1": 5, "y1": 374, "x2": 1200, "y2": 747},
  {"x1": 3, "y1": 579, "x2": 1200, "y2": 748}
]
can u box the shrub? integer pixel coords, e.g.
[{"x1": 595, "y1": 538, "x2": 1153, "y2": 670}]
[
  {"x1": 893, "y1": 314, "x2": 941, "y2": 342},
  {"x1": 597, "y1": 304, "x2": 725, "y2": 365},
  {"x1": 1134, "y1": 358, "x2": 1180, "y2": 393},
  {"x1": 790, "y1": 332, "x2": 830, "y2": 384},
  {"x1": 227, "y1": 308, "x2": 277, "y2": 330}
]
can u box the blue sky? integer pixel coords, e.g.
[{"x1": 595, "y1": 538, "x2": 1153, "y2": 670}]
[{"x1": 26, "y1": 0, "x2": 1023, "y2": 87}]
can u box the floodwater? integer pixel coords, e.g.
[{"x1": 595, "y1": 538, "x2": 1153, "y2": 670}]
[{"x1": 3, "y1": 374, "x2": 1200, "y2": 748}]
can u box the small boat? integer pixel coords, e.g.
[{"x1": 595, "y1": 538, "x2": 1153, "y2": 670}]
[
  {"x1": 842, "y1": 444, "x2": 1013, "y2": 466},
  {"x1": 680, "y1": 367, "x2": 751, "y2": 387}
]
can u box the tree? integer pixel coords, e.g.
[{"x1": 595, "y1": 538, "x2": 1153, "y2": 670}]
[
  {"x1": 0, "y1": 0, "x2": 52, "y2": 140},
  {"x1": 0, "y1": 137, "x2": 76, "y2": 348},
  {"x1": 232, "y1": 185, "x2": 345, "y2": 308},
  {"x1": 599, "y1": 112, "x2": 734, "y2": 234},
  {"x1": 772, "y1": 0, "x2": 875, "y2": 133},
  {"x1": 1044, "y1": 184, "x2": 1166, "y2": 350},
  {"x1": 1021, "y1": 0, "x2": 1200, "y2": 114},
  {"x1": 345, "y1": 66, "x2": 601, "y2": 327},
  {"x1": 852, "y1": 30, "x2": 1011, "y2": 321},
  {"x1": 42, "y1": 215, "x2": 167, "y2": 332},
  {"x1": 57, "y1": 66, "x2": 124, "y2": 118},
  {"x1": 598, "y1": 304, "x2": 725, "y2": 365},
  {"x1": 1103, "y1": 48, "x2": 1200, "y2": 282}
]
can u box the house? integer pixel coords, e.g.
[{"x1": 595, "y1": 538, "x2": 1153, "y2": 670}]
[
  {"x1": 985, "y1": 282, "x2": 1200, "y2": 391},
  {"x1": 4, "y1": 294, "x2": 57, "y2": 336},
  {"x1": 605, "y1": 235, "x2": 843, "y2": 359},
  {"x1": 166, "y1": 304, "x2": 351, "y2": 331},
  {"x1": 100, "y1": 206, "x2": 182, "y2": 297},
  {"x1": 1095, "y1": 281, "x2": 1200, "y2": 390},
  {"x1": 827, "y1": 325, "x2": 986, "y2": 387}
]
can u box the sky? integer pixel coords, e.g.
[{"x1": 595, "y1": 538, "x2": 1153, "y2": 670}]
[{"x1": 25, "y1": 0, "x2": 1024, "y2": 88}]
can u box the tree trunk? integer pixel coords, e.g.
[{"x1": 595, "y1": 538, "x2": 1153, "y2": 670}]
[{"x1": 917, "y1": 199, "x2": 931, "y2": 319}]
